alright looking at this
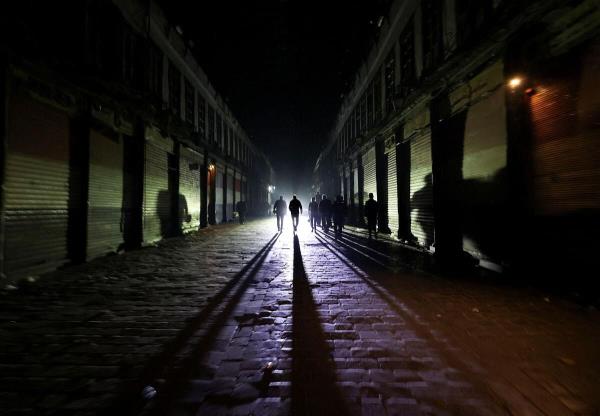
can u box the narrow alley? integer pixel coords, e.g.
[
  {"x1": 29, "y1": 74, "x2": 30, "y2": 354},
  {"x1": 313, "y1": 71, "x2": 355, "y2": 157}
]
[{"x1": 1, "y1": 219, "x2": 599, "y2": 415}]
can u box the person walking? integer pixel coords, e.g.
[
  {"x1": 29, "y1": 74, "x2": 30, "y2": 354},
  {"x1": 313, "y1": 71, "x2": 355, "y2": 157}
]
[
  {"x1": 308, "y1": 197, "x2": 319, "y2": 232},
  {"x1": 273, "y1": 196, "x2": 287, "y2": 232},
  {"x1": 319, "y1": 194, "x2": 332, "y2": 232},
  {"x1": 315, "y1": 192, "x2": 322, "y2": 228},
  {"x1": 235, "y1": 200, "x2": 247, "y2": 224},
  {"x1": 288, "y1": 195, "x2": 303, "y2": 232},
  {"x1": 364, "y1": 193, "x2": 378, "y2": 239},
  {"x1": 332, "y1": 195, "x2": 347, "y2": 239}
]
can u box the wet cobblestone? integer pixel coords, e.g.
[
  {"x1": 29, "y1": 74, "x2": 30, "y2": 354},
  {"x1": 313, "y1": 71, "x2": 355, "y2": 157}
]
[{"x1": 1, "y1": 218, "x2": 599, "y2": 415}]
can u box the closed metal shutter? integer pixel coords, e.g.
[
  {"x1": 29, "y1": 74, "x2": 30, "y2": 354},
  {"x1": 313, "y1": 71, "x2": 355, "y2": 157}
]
[
  {"x1": 530, "y1": 67, "x2": 600, "y2": 215},
  {"x1": 227, "y1": 171, "x2": 234, "y2": 221},
  {"x1": 215, "y1": 167, "x2": 224, "y2": 223},
  {"x1": 462, "y1": 87, "x2": 507, "y2": 259},
  {"x1": 353, "y1": 166, "x2": 359, "y2": 204},
  {"x1": 143, "y1": 132, "x2": 172, "y2": 243},
  {"x1": 409, "y1": 130, "x2": 434, "y2": 247},
  {"x1": 242, "y1": 176, "x2": 247, "y2": 201},
  {"x1": 179, "y1": 147, "x2": 201, "y2": 233},
  {"x1": 235, "y1": 172, "x2": 241, "y2": 203},
  {"x1": 387, "y1": 146, "x2": 399, "y2": 236},
  {"x1": 87, "y1": 130, "x2": 124, "y2": 259},
  {"x1": 362, "y1": 146, "x2": 377, "y2": 201},
  {"x1": 4, "y1": 93, "x2": 70, "y2": 279}
]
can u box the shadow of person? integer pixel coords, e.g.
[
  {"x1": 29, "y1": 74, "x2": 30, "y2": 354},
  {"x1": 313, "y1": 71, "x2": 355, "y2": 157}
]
[
  {"x1": 409, "y1": 173, "x2": 434, "y2": 246},
  {"x1": 291, "y1": 235, "x2": 349, "y2": 415},
  {"x1": 157, "y1": 191, "x2": 190, "y2": 238}
]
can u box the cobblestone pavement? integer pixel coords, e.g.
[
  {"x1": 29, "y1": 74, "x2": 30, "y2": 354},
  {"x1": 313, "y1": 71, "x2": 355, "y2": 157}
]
[{"x1": 1, "y1": 218, "x2": 599, "y2": 415}]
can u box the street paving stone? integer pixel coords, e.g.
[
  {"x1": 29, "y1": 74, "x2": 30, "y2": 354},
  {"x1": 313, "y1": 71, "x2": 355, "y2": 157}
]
[{"x1": 0, "y1": 218, "x2": 599, "y2": 415}]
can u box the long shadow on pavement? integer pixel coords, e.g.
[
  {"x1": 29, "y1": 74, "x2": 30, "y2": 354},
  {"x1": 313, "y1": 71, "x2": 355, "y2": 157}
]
[
  {"x1": 291, "y1": 234, "x2": 349, "y2": 415},
  {"x1": 105, "y1": 232, "x2": 280, "y2": 416}
]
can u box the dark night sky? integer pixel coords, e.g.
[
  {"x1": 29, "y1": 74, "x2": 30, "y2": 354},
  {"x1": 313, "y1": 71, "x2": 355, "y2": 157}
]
[{"x1": 158, "y1": 0, "x2": 390, "y2": 195}]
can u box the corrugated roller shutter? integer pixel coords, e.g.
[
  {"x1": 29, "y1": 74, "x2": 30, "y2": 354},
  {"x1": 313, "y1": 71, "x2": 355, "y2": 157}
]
[
  {"x1": 235, "y1": 172, "x2": 241, "y2": 203},
  {"x1": 227, "y1": 171, "x2": 234, "y2": 220},
  {"x1": 409, "y1": 130, "x2": 434, "y2": 247},
  {"x1": 362, "y1": 146, "x2": 377, "y2": 201},
  {"x1": 530, "y1": 67, "x2": 600, "y2": 215},
  {"x1": 215, "y1": 168, "x2": 224, "y2": 223},
  {"x1": 143, "y1": 136, "x2": 171, "y2": 243},
  {"x1": 353, "y1": 166, "x2": 359, "y2": 204},
  {"x1": 4, "y1": 93, "x2": 70, "y2": 279},
  {"x1": 462, "y1": 88, "x2": 508, "y2": 258},
  {"x1": 387, "y1": 146, "x2": 399, "y2": 236},
  {"x1": 242, "y1": 176, "x2": 247, "y2": 201},
  {"x1": 179, "y1": 148, "x2": 201, "y2": 233},
  {"x1": 87, "y1": 130, "x2": 124, "y2": 259}
]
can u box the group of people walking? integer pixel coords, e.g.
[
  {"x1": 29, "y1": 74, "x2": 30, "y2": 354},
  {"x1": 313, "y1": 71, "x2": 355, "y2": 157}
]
[{"x1": 273, "y1": 192, "x2": 356, "y2": 238}]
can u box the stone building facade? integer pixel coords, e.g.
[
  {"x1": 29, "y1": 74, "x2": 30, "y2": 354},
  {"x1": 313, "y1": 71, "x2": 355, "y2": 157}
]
[{"x1": 0, "y1": 0, "x2": 274, "y2": 282}]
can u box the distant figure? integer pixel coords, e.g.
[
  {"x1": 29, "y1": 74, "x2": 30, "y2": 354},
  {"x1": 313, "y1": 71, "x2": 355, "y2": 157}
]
[
  {"x1": 289, "y1": 195, "x2": 303, "y2": 232},
  {"x1": 332, "y1": 195, "x2": 347, "y2": 239},
  {"x1": 315, "y1": 192, "x2": 322, "y2": 228},
  {"x1": 273, "y1": 196, "x2": 287, "y2": 232},
  {"x1": 236, "y1": 200, "x2": 247, "y2": 224},
  {"x1": 319, "y1": 194, "x2": 332, "y2": 232},
  {"x1": 308, "y1": 197, "x2": 319, "y2": 232},
  {"x1": 364, "y1": 192, "x2": 378, "y2": 239}
]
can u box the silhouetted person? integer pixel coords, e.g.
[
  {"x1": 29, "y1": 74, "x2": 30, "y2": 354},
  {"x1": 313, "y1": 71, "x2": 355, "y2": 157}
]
[
  {"x1": 273, "y1": 196, "x2": 287, "y2": 232},
  {"x1": 315, "y1": 192, "x2": 322, "y2": 227},
  {"x1": 332, "y1": 195, "x2": 347, "y2": 238},
  {"x1": 236, "y1": 200, "x2": 247, "y2": 224},
  {"x1": 410, "y1": 173, "x2": 434, "y2": 245},
  {"x1": 289, "y1": 195, "x2": 303, "y2": 232},
  {"x1": 365, "y1": 192, "x2": 378, "y2": 239},
  {"x1": 308, "y1": 197, "x2": 319, "y2": 232},
  {"x1": 319, "y1": 194, "x2": 332, "y2": 231}
]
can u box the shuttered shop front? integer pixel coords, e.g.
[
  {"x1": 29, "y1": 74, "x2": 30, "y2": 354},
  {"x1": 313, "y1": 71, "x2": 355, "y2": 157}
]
[
  {"x1": 386, "y1": 144, "x2": 399, "y2": 236},
  {"x1": 4, "y1": 92, "x2": 71, "y2": 279},
  {"x1": 362, "y1": 146, "x2": 377, "y2": 201},
  {"x1": 215, "y1": 165, "x2": 224, "y2": 223},
  {"x1": 408, "y1": 125, "x2": 434, "y2": 248},
  {"x1": 461, "y1": 63, "x2": 508, "y2": 259},
  {"x1": 530, "y1": 45, "x2": 600, "y2": 216},
  {"x1": 179, "y1": 146, "x2": 201, "y2": 233},
  {"x1": 227, "y1": 170, "x2": 234, "y2": 220},
  {"x1": 143, "y1": 129, "x2": 173, "y2": 243},
  {"x1": 87, "y1": 130, "x2": 124, "y2": 259},
  {"x1": 235, "y1": 172, "x2": 241, "y2": 204}
]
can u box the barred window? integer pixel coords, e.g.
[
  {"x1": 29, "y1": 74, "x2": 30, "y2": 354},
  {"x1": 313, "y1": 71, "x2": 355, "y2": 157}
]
[
  {"x1": 168, "y1": 60, "x2": 181, "y2": 116},
  {"x1": 384, "y1": 49, "x2": 396, "y2": 113},
  {"x1": 207, "y1": 106, "x2": 215, "y2": 142},
  {"x1": 197, "y1": 94, "x2": 206, "y2": 136},
  {"x1": 184, "y1": 78, "x2": 195, "y2": 125}
]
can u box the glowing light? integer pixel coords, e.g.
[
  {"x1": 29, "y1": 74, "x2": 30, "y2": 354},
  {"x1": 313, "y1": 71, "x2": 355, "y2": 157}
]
[
  {"x1": 508, "y1": 77, "x2": 523, "y2": 89},
  {"x1": 208, "y1": 163, "x2": 215, "y2": 171}
]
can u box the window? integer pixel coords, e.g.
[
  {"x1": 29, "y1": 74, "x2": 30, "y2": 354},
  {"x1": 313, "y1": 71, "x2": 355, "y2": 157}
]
[
  {"x1": 207, "y1": 106, "x2": 215, "y2": 142},
  {"x1": 228, "y1": 127, "x2": 233, "y2": 156},
  {"x1": 216, "y1": 113, "x2": 223, "y2": 148},
  {"x1": 360, "y1": 94, "x2": 367, "y2": 134},
  {"x1": 384, "y1": 49, "x2": 396, "y2": 113},
  {"x1": 184, "y1": 78, "x2": 195, "y2": 125},
  {"x1": 422, "y1": 0, "x2": 444, "y2": 73},
  {"x1": 367, "y1": 81, "x2": 374, "y2": 129},
  {"x1": 374, "y1": 72, "x2": 382, "y2": 123},
  {"x1": 455, "y1": 0, "x2": 493, "y2": 48},
  {"x1": 168, "y1": 60, "x2": 181, "y2": 116},
  {"x1": 148, "y1": 42, "x2": 163, "y2": 99},
  {"x1": 197, "y1": 94, "x2": 206, "y2": 136},
  {"x1": 399, "y1": 18, "x2": 416, "y2": 97}
]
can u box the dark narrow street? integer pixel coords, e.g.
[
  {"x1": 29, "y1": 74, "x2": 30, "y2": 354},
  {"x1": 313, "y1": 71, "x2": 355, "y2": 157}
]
[
  {"x1": 1, "y1": 219, "x2": 599, "y2": 415},
  {"x1": 2, "y1": 1, "x2": 600, "y2": 415}
]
